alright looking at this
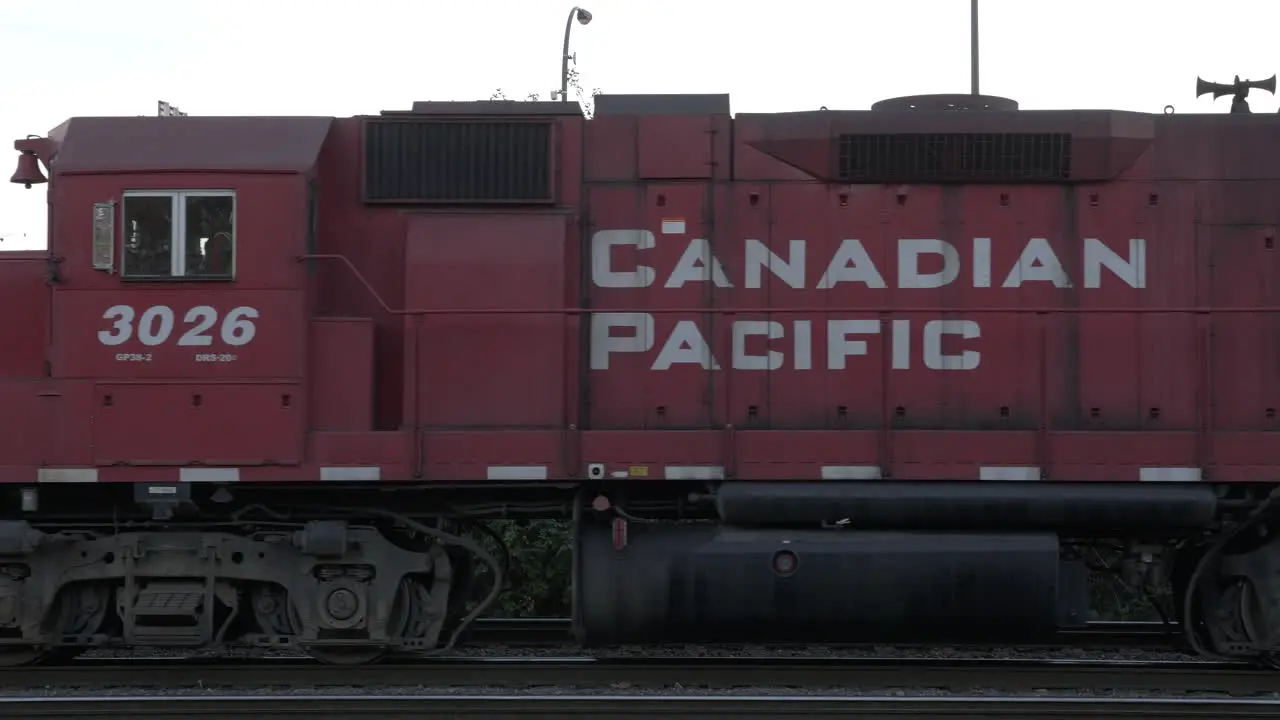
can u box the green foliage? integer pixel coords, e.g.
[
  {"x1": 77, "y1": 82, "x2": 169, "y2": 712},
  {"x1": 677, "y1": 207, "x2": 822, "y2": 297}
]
[
  {"x1": 1088, "y1": 569, "x2": 1171, "y2": 622},
  {"x1": 475, "y1": 520, "x2": 574, "y2": 617}
]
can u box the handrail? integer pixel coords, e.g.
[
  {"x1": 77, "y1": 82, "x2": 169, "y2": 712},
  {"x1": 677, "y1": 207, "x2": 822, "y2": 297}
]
[
  {"x1": 300, "y1": 254, "x2": 398, "y2": 315},
  {"x1": 298, "y1": 254, "x2": 1280, "y2": 315}
]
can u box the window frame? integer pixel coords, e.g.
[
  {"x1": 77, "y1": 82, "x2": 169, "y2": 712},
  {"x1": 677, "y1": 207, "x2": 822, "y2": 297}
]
[{"x1": 120, "y1": 189, "x2": 237, "y2": 281}]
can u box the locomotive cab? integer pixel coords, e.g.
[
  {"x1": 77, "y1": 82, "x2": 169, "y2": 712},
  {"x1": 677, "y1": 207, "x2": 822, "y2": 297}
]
[{"x1": 39, "y1": 118, "x2": 327, "y2": 474}]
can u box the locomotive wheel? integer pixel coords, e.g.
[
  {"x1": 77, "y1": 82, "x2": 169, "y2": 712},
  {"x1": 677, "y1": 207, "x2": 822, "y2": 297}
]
[
  {"x1": 307, "y1": 645, "x2": 389, "y2": 665},
  {"x1": 252, "y1": 584, "x2": 389, "y2": 664},
  {"x1": 0, "y1": 584, "x2": 111, "y2": 666},
  {"x1": 306, "y1": 577, "x2": 432, "y2": 666}
]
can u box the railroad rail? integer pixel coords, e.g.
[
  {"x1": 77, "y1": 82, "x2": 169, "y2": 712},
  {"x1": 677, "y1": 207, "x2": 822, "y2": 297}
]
[
  {"x1": 467, "y1": 618, "x2": 1180, "y2": 648},
  {"x1": 0, "y1": 657, "x2": 1274, "y2": 695},
  {"x1": 1, "y1": 695, "x2": 1279, "y2": 719}
]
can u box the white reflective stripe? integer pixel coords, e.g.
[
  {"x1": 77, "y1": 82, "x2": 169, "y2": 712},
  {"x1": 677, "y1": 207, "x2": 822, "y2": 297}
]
[
  {"x1": 664, "y1": 466, "x2": 725, "y2": 480},
  {"x1": 820, "y1": 465, "x2": 882, "y2": 480},
  {"x1": 486, "y1": 465, "x2": 548, "y2": 480},
  {"x1": 37, "y1": 468, "x2": 98, "y2": 483},
  {"x1": 1139, "y1": 467, "x2": 1202, "y2": 482},
  {"x1": 180, "y1": 468, "x2": 240, "y2": 483},
  {"x1": 980, "y1": 466, "x2": 1041, "y2": 481},
  {"x1": 320, "y1": 466, "x2": 381, "y2": 482}
]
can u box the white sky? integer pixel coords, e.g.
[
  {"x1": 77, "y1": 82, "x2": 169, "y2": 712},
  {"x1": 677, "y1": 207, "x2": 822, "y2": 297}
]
[{"x1": 1, "y1": 0, "x2": 1275, "y2": 250}]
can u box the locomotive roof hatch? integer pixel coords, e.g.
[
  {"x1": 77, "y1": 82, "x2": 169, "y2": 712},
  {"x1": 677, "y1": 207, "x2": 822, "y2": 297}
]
[{"x1": 869, "y1": 93, "x2": 1019, "y2": 112}]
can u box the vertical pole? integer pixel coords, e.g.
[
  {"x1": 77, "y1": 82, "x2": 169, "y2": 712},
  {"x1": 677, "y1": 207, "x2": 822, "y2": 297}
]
[
  {"x1": 563, "y1": 7, "x2": 578, "y2": 101},
  {"x1": 970, "y1": 0, "x2": 980, "y2": 95}
]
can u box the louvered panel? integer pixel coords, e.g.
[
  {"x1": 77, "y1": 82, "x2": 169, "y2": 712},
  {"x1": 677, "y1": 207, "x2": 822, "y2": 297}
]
[
  {"x1": 364, "y1": 120, "x2": 554, "y2": 204},
  {"x1": 837, "y1": 133, "x2": 1073, "y2": 184}
]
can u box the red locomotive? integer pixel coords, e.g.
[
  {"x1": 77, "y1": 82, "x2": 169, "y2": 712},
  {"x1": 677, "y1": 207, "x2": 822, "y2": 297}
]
[{"x1": 3, "y1": 84, "x2": 1280, "y2": 667}]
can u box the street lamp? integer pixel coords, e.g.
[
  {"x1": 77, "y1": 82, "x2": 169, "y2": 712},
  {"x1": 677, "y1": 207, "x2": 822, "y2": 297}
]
[
  {"x1": 970, "y1": 0, "x2": 979, "y2": 95},
  {"x1": 560, "y1": 6, "x2": 592, "y2": 102}
]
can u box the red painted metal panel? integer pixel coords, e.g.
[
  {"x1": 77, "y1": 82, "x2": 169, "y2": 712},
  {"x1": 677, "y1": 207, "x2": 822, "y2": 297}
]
[
  {"x1": 585, "y1": 181, "x2": 1190, "y2": 436},
  {"x1": 587, "y1": 183, "x2": 725, "y2": 429},
  {"x1": 0, "y1": 254, "x2": 48, "y2": 378},
  {"x1": 309, "y1": 430, "x2": 412, "y2": 472},
  {"x1": 580, "y1": 430, "x2": 725, "y2": 470},
  {"x1": 636, "y1": 116, "x2": 726, "y2": 180},
  {"x1": 0, "y1": 382, "x2": 52, "y2": 468},
  {"x1": 731, "y1": 114, "x2": 824, "y2": 183},
  {"x1": 308, "y1": 318, "x2": 374, "y2": 431},
  {"x1": 1205, "y1": 222, "x2": 1280, "y2": 431},
  {"x1": 313, "y1": 119, "x2": 409, "y2": 431},
  {"x1": 51, "y1": 289, "x2": 304, "y2": 380},
  {"x1": 405, "y1": 213, "x2": 569, "y2": 428},
  {"x1": 52, "y1": 117, "x2": 330, "y2": 174},
  {"x1": 584, "y1": 116, "x2": 637, "y2": 181},
  {"x1": 420, "y1": 430, "x2": 561, "y2": 480},
  {"x1": 91, "y1": 382, "x2": 303, "y2": 465}
]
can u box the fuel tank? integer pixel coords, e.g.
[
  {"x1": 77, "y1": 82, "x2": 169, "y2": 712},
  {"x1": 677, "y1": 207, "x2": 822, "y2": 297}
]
[{"x1": 573, "y1": 521, "x2": 1088, "y2": 646}]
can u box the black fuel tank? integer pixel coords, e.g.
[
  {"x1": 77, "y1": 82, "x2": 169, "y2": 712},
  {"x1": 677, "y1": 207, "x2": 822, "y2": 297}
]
[{"x1": 574, "y1": 522, "x2": 1087, "y2": 646}]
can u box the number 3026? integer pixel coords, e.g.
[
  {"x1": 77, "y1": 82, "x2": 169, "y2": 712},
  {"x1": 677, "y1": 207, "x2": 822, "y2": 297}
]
[{"x1": 97, "y1": 305, "x2": 259, "y2": 348}]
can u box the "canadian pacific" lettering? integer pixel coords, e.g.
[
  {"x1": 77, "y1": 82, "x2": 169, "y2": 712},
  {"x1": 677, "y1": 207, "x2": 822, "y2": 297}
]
[{"x1": 588, "y1": 231, "x2": 1147, "y2": 372}]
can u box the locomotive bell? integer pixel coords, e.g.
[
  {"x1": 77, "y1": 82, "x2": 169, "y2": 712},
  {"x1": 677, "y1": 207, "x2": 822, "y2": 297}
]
[{"x1": 9, "y1": 151, "x2": 46, "y2": 189}]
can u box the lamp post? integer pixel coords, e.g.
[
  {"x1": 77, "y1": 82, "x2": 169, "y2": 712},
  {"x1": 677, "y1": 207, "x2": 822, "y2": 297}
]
[
  {"x1": 970, "y1": 0, "x2": 980, "y2": 95},
  {"x1": 560, "y1": 6, "x2": 593, "y2": 102}
]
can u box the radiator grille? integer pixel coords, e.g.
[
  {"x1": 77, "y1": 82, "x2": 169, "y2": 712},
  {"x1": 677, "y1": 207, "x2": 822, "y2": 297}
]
[
  {"x1": 364, "y1": 120, "x2": 553, "y2": 203},
  {"x1": 837, "y1": 133, "x2": 1072, "y2": 184}
]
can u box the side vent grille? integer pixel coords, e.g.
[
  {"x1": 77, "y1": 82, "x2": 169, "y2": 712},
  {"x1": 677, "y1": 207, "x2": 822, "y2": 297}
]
[
  {"x1": 837, "y1": 133, "x2": 1072, "y2": 184},
  {"x1": 364, "y1": 120, "x2": 554, "y2": 203}
]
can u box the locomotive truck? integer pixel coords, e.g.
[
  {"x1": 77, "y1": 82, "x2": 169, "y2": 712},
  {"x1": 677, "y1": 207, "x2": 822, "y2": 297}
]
[{"x1": 2, "y1": 88, "x2": 1279, "y2": 667}]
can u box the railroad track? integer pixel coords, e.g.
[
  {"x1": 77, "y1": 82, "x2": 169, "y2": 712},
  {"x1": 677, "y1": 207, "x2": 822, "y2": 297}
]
[
  {"x1": 0, "y1": 695, "x2": 1279, "y2": 719},
  {"x1": 1, "y1": 656, "x2": 1274, "y2": 695}
]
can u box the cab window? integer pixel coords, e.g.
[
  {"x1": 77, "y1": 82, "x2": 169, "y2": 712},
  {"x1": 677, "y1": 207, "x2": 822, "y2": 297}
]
[{"x1": 121, "y1": 190, "x2": 235, "y2": 280}]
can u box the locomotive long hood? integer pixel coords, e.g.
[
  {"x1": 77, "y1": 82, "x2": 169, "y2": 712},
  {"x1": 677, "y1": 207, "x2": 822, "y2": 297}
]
[{"x1": 737, "y1": 109, "x2": 1156, "y2": 184}]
